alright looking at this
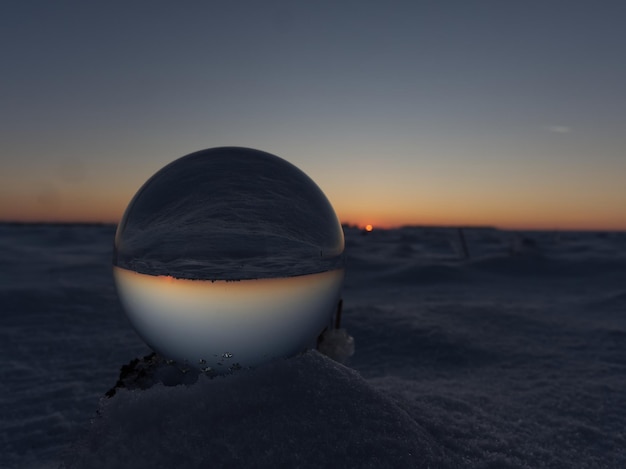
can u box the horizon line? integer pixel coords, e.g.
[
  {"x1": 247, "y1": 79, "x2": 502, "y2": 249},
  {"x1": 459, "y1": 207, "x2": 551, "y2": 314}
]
[{"x1": 1, "y1": 220, "x2": 624, "y2": 233}]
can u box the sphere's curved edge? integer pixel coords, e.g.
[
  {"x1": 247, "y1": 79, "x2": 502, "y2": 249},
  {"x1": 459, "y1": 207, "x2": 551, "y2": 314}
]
[{"x1": 112, "y1": 146, "x2": 346, "y2": 371}]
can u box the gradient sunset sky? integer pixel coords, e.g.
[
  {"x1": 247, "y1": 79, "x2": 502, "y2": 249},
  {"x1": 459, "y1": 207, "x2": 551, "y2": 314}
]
[{"x1": 1, "y1": 1, "x2": 625, "y2": 230}]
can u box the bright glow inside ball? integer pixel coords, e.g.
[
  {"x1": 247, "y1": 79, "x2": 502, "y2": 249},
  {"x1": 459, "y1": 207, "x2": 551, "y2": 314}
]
[{"x1": 113, "y1": 147, "x2": 345, "y2": 372}]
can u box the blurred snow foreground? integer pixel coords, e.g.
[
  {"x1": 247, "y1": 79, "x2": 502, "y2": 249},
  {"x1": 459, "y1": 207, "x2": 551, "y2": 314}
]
[{"x1": 62, "y1": 350, "x2": 441, "y2": 469}]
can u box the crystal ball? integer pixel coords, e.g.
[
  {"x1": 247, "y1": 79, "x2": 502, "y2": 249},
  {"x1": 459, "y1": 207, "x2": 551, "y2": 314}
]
[{"x1": 113, "y1": 147, "x2": 345, "y2": 372}]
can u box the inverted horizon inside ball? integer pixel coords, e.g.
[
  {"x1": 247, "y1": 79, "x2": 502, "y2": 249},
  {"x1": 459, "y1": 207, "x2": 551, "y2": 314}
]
[{"x1": 112, "y1": 147, "x2": 345, "y2": 372}]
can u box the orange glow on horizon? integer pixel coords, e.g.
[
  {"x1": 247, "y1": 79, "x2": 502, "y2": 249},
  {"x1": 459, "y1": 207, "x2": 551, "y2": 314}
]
[
  {"x1": 1, "y1": 190, "x2": 625, "y2": 232},
  {"x1": 2, "y1": 208, "x2": 626, "y2": 232},
  {"x1": 334, "y1": 196, "x2": 626, "y2": 231}
]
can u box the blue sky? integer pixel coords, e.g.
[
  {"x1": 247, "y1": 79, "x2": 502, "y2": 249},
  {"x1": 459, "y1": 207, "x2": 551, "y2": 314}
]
[{"x1": 1, "y1": 1, "x2": 625, "y2": 229}]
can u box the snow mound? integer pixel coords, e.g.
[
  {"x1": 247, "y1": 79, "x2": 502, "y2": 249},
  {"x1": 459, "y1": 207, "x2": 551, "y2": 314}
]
[{"x1": 62, "y1": 351, "x2": 442, "y2": 468}]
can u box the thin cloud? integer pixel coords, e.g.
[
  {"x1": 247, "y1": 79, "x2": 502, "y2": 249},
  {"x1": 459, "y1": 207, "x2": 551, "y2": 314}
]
[{"x1": 545, "y1": 125, "x2": 572, "y2": 134}]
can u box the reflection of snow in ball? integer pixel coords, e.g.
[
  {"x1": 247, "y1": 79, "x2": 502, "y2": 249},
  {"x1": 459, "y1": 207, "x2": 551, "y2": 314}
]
[{"x1": 113, "y1": 147, "x2": 345, "y2": 372}]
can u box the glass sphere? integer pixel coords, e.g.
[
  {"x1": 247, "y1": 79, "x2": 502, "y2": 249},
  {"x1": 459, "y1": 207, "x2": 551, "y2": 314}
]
[{"x1": 113, "y1": 147, "x2": 345, "y2": 372}]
